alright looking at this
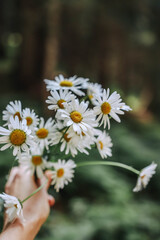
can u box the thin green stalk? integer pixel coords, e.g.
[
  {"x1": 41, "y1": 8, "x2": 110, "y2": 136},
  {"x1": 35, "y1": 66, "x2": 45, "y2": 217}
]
[
  {"x1": 77, "y1": 161, "x2": 140, "y2": 175},
  {"x1": 80, "y1": 95, "x2": 89, "y2": 102},
  {"x1": 21, "y1": 180, "x2": 47, "y2": 204}
]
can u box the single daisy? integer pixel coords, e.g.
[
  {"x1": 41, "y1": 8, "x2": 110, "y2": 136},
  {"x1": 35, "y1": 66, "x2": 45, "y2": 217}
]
[
  {"x1": 0, "y1": 116, "x2": 34, "y2": 158},
  {"x1": 87, "y1": 82, "x2": 103, "y2": 104},
  {"x1": 19, "y1": 146, "x2": 47, "y2": 178},
  {"x1": 96, "y1": 130, "x2": 113, "y2": 159},
  {"x1": 51, "y1": 159, "x2": 76, "y2": 192},
  {"x1": 2, "y1": 100, "x2": 22, "y2": 126},
  {"x1": 58, "y1": 98, "x2": 97, "y2": 135},
  {"x1": 46, "y1": 89, "x2": 76, "y2": 111},
  {"x1": 133, "y1": 162, "x2": 157, "y2": 192},
  {"x1": 0, "y1": 193, "x2": 23, "y2": 222},
  {"x1": 22, "y1": 108, "x2": 39, "y2": 131},
  {"x1": 44, "y1": 74, "x2": 88, "y2": 96},
  {"x1": 50, "y1": 126, "x2": 78, "y2": 157},
  {"x1": 34, "y1": 117, "x2": 55, "y2": 151},
  {"x1": 50, "y1": 124, "x2": 92, "y2": 157},
  {"x1": 94, "y1": 89, "x2": 131, "y2": 129}
]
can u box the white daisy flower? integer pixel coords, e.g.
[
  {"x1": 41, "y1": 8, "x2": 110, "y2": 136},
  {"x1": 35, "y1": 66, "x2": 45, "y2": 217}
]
[
  {"x1": 0, "y1": 193, "x2": 23, "y2": 222},
  {"x1": 46, "y1": 89, "x2": 76, "y2": 111},
  {"x1": 94, "y1": 89, "x2": 131, "y2": 129},
  {"x1": 50, "y1": 127, "x2": 78, "y2": 157},
  {"x1": 44, "y1": 74, "x2": 88, "y2": 96},
  {"x1": 22, "y1": 108, "x2": 39, "y2": 130},
  {"x1": 87, "y1": 82, "x2": 103, "y2": 104},
  {"x1": 51, "y1": 159, "x2": 76, "y2": 192},
  {"x1": 19, "y1": 146, "x2": 47, "y2": 178},
  {"x1": 51, "y1": 124, "x2": 92, "y2": 157},
  {"x1": 2, "y1": 100, "x2": 22, "y2": 126},
  {"x1": 96, "y1": 130, "x2": 113, "y2": 159},
  {"x1": 34, "y1": 117, "x2": 55, "y2": 151},
  {"x1": 58, "y1": 98, "x2": 97, "y2": 135},
  {"x1": 133, "y1": 162, "x2": 157, "y2": 192},
  {"x1": 0, "y1": 116, "x2": 34, "y2": 157}
]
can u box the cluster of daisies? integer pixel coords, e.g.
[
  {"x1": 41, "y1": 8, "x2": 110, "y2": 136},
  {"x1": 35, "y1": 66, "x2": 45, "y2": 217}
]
[{"x1": 0, "y1": 74, "x2": 157, "y2": 223}]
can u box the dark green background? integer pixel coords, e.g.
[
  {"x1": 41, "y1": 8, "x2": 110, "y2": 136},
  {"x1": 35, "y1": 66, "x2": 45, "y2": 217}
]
[{"x1": 0, "y1": 0, "x2": 160, "y2": 239}]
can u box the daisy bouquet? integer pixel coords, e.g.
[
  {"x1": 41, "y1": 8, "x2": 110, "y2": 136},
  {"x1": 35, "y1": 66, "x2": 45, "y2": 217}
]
[{"x1": 0, "y1": 74, "x2": 157, "y2": 222}]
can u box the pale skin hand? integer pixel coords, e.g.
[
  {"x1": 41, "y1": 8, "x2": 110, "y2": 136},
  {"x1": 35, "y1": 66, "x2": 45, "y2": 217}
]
[{"x1": 0, "y1": 166, "x2": 55, "y2": 240}]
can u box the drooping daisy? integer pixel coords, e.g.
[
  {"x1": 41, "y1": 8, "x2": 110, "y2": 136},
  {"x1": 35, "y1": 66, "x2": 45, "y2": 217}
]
[
  {"x1": 34, "y1": 117, "x2": 55, "y2": 151},
  {"x1": 2, "y1": 100, "x2": 22, "y2": 126},
  {"x1": 94, "y1": 89, "x2": 131, "y2": 129},
  {"x1": 87, "y1": 82, "x2": 103, "y2": 104},
  {"x1": 133, "y1": 162, "x2": 157, "y2": 192},
  {"x1": 22, "y1": 108, "x2": 39, "y2": 131},
  {"x1": 0, "y1": 193, "x2": 23, "y2": 222},
  {"x1": 58, "y1": 98, "x2": 97, "y2": 135},
  {"x1": 0, "y1": 116, "x2": 34, "y2": 157},
  {"x1": 96, "y1": 130, "x2": 113, "y2": 159},
  {"x1": 51, "y1": 159, "x2": 76, "y2": 192},
  {"x1": 44, "y1": 74, "x2": 88, "y2": 96},
  {"x1": 19, "y1": 146, "x2": 47, "y2": 178},
  {"x1": 46, "y1": 89, "x2": 76, "y2": 111}
]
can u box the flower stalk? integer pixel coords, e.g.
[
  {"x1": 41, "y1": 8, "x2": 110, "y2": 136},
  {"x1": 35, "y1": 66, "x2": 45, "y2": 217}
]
[
  {"x1": 77, "y1": 161, "x2": 140, "y2": 175},
  {"x1": 21, "y1": 180, "x2": 47, "y2": 204}
]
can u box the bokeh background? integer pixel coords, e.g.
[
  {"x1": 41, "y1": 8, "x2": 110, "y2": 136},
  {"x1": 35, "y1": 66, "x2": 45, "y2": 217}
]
[{"x1": 0, "y1": 0, "x2": 160, "y2": 239}]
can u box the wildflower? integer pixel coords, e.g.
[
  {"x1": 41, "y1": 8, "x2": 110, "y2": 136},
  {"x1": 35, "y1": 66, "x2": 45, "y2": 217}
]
[
  {"x1": 133, "y1": 162, "x2": 157, "y2": 192},
  {"x1": 51, "y1": 123, "x2": 93, "y2": 157},
  {"x1": 22, "y1": 108, "x2": 39, "y2": 131},
  {"x1": 0, "y1": 116, "x2": 34, "y2": 157},
  {"x1": 34, "y1": 117, "x2": 55, "y2": 151},
  {"x1": 51, "y1": 159, "x2": 76, "y2": 192},
  {"x1": 94, "y1": 89, "x2": 131, "y2": 129},
  {"x1": 44, "y1": 74, "x2": 88, "y2": 96},
  {"x1": 58, "y1": 98, "x2": 97, "y2": 135},
  {"x1": 2, "y1": 100, "x2": 22, "y2": 126},
  {"x1": 87, "y1": 82, "x2": 103, "y2": 104},
  {"x1": 0, "y1": 193, "x2": 23, "y2": 222},
  {"x1": 46, "y1": 89, "x2": 76, "y2": 111},
  {"x1": 96, "y1": 131, "x2": 113, "y2": 159},
  {"x1": 19, "y1": 146, "x2": 47, "y2": 178}
]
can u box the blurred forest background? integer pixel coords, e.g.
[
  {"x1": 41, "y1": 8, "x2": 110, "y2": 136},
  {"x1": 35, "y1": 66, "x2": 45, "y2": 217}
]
[{"x1": 0, "y1": 0, "x2": 160, "y2": 239}]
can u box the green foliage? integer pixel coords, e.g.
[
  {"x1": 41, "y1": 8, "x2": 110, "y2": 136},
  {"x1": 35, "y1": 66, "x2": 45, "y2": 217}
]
[{"x1": 0, "y1": 97, "x2": 159, "y2": 239}]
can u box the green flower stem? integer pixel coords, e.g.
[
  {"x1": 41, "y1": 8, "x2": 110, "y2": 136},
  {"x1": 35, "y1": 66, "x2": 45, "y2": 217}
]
[
  {"x1": 80, "y1": 95, "x2": 89, "y2": 102},
  {"x1": 21, "y1": 180, "x2": 48, "y2": 204},
  {"x1": 77, "y1": 161, "x2": 140, "y2": 175}
]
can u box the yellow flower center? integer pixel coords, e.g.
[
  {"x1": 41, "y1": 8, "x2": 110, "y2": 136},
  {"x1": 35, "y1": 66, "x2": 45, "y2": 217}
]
[
  {"x1": 26, "y1": 117, "x2": 33, "y2": 126},
  {"x1": 10, "y1": 129, "x2": 26, "y2": 146},
  {"x1": 60, "y1": 80, "x2": 73, "y2": 87},
  {"x1": 70, "y1": 111, "x2": 82, "y2": 123},
  {"x1": 14, "y1": 112, "x2": 22, "y2": 121},
  {"x1": 57, "y1": 99, "x2": 66, "y2": 109},
  {"x1": 64, "y1": 133, "x2": 71, "y2": 142},
  {"x1": 99, "y1": 141, "x2": 104, "y2": 150},
  {"x1": 88, "y1": 94, "x2": 93, "y2": 100},
  {"x1": 141, "y1": 174, "x2": 146, "y2": 179},
  {"x1": 57, "y1": 168, "x2": 64, "y2": 178},
  {"x1": 14, "y1": 204, "x2": 18, "y2": 209},
  {"x1": 101, "y1": 102, "x2": 111, "y2": 114},
  {"x1": 32, "y1": 156, "x2": 43, "y2": 166},
  {"x1": 36, "y1": 128, "x2": 48, "y2": 139}
]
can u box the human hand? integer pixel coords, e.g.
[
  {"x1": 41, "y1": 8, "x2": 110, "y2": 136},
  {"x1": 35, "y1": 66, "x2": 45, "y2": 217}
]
[{"x1": 1, "y1": 166, "x2": 55, "y2": 240}]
